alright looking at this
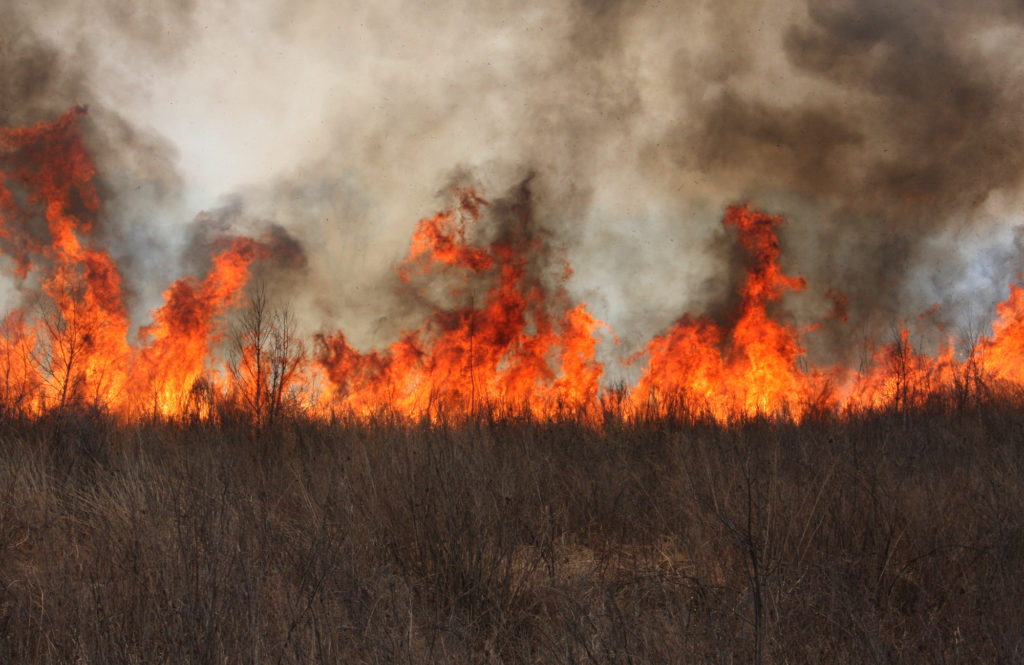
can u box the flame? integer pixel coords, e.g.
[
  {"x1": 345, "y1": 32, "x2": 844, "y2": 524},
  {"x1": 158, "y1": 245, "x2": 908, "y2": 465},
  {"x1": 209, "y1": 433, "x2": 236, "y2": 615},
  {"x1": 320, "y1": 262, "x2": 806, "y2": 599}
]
[
  {"x1": 979, "y1": 284, "x2": 1024, "y2": 384},
  {"x1": 130, "y1": 237, "x2": 267, "y2": 417},
  {"x1": 627, "y1": 205, "x2": 829, "y2": 420},
  {"x1": 317, "y1": 189, "x2": 606, "y2": 420},
  {"x1": 5, "y1": 107, "x2": 1024, "y2": 424},
  {"x1": 0, "y1": 109, "x2": 265, "y2": 419}
]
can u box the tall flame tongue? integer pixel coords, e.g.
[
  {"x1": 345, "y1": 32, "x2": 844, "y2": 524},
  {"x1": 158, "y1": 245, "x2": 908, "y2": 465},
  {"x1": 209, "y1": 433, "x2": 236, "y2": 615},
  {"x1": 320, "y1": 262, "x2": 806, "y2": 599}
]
[
  {"x1": 0, "y1": 109, "x2": 265, "y2": 418},
  {"x1": 316, "y1": 189, "x2": 605, "y2": 421},
  {"x1": 979, "y1": 284, "x2": 1024, "y2": 385},
  {"x1": 131, "y1": 238, "x2": 268, "y2": 417},
  {"x1": 629, "y1": 204, "x2": 828, "y2": 421},
  {"x1": 0, "y1": 107, "x2": 132, "y2": 409}
]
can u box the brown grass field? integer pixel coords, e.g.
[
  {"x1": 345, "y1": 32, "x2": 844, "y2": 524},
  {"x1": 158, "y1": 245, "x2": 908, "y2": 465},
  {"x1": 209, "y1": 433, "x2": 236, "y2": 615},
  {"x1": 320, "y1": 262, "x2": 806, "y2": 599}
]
[{"x1": 0, "y1": 401, "x2": 1022, "y2": 664}]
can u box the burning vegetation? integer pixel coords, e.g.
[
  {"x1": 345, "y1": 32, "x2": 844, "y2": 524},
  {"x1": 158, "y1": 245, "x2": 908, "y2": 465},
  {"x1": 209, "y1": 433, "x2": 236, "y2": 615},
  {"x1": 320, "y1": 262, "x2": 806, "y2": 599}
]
[
  {"x1": 6, "y1": 2, "x2": 1024, "y2": 661},
  {"x1": 1, "y1": 108, "x2": 1023, "y2": 425}
]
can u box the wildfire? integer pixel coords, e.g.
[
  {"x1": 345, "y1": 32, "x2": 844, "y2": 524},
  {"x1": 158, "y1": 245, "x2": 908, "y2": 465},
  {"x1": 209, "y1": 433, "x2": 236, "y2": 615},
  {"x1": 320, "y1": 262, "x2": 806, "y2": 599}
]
[
  {"x1": 0, "y1": 109, "x2": 266, "y2": 418},
  {"x1": 3, "y1": 108, "x2": 1024, "y2": 425}
]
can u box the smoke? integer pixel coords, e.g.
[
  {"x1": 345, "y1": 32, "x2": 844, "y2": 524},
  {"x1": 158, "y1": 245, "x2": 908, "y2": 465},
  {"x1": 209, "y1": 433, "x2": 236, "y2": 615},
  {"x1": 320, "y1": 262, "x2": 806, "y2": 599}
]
[
  {"x1": 675, "y1": 0, "x2": 1024, "y2": 356},
  {"x1": 4, "y1": 0, "x2": 1024, "y2": 365}
]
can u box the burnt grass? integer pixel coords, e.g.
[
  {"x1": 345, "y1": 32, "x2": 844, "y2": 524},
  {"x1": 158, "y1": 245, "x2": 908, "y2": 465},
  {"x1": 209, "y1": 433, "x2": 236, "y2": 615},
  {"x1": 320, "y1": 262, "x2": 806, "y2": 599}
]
[{"x1": 0, "y1": 404, "x2": 1022, "y2": 664}]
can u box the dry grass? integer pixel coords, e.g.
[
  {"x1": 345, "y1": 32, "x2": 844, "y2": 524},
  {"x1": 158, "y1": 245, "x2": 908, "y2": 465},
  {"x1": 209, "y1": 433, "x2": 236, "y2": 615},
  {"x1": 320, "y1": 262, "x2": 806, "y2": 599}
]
[{"x1": 0, "y1": 404, "x2": 1022, "y2": 664}]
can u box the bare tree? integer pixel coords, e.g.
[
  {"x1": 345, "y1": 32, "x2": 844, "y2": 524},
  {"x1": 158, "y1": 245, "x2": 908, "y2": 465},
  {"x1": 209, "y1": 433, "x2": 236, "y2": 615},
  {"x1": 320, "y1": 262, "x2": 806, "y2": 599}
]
[
  {"x1": 228, "y1": 283, "x2": 305, "y2": 433},
  {"x1": 230, "y1": 285, "x2": 270, "y2": 425},
  {"x1": 35, "y1": 292, "x2": 92, "y2": 414},
  {"x1": 266, "y1": 305, "x2": 304, "y2": 427}
]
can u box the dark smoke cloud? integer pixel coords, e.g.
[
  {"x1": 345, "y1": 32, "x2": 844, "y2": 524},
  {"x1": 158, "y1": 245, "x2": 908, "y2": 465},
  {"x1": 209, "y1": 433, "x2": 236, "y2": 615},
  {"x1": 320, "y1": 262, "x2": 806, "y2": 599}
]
[
  {"x1": 786, "y1": 0, "x2": 1024, "y2": 215},
  {"x1": 661, "y1": 1, "x2": 1024, "y2": 216},
  {"x1": 0, "y1": 10, "x2": 88, "y2": 126}
]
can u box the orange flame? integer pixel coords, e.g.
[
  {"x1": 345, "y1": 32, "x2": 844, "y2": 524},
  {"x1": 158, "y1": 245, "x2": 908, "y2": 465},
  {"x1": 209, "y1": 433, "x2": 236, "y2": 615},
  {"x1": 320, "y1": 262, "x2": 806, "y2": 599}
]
[
  {"x1": 0, "y1": 109, "x2": 267, "y2": 419},
  {"x1": 317, "y1": 189, "x2": 606, "y2": 420},
  {"x1": 979, "y1": 284, "x2": 1024, "y2": 384},
  {"x1": 130, "y1": 238, "x2": 268, "y2": 417},
  {"x1": 5, "y1": 107, "x2": 1024, "y2": 424},
  {"x1": 627, "y1": 205, "x2": 829, "y2": 420}
]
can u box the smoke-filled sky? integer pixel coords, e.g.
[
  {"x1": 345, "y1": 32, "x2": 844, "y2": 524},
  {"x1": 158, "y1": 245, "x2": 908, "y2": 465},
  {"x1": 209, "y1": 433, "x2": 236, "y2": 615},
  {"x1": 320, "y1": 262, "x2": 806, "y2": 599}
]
[{"x1": 4, "y1": 0, "x2": 1024, "y2": 370}]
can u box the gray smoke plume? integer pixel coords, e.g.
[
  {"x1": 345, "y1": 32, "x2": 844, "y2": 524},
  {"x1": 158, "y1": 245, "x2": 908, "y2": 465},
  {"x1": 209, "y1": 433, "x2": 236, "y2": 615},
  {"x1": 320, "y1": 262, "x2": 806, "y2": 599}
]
[{"x1": 4, "y1": 0, "x2": 1024, "y2": 367}]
